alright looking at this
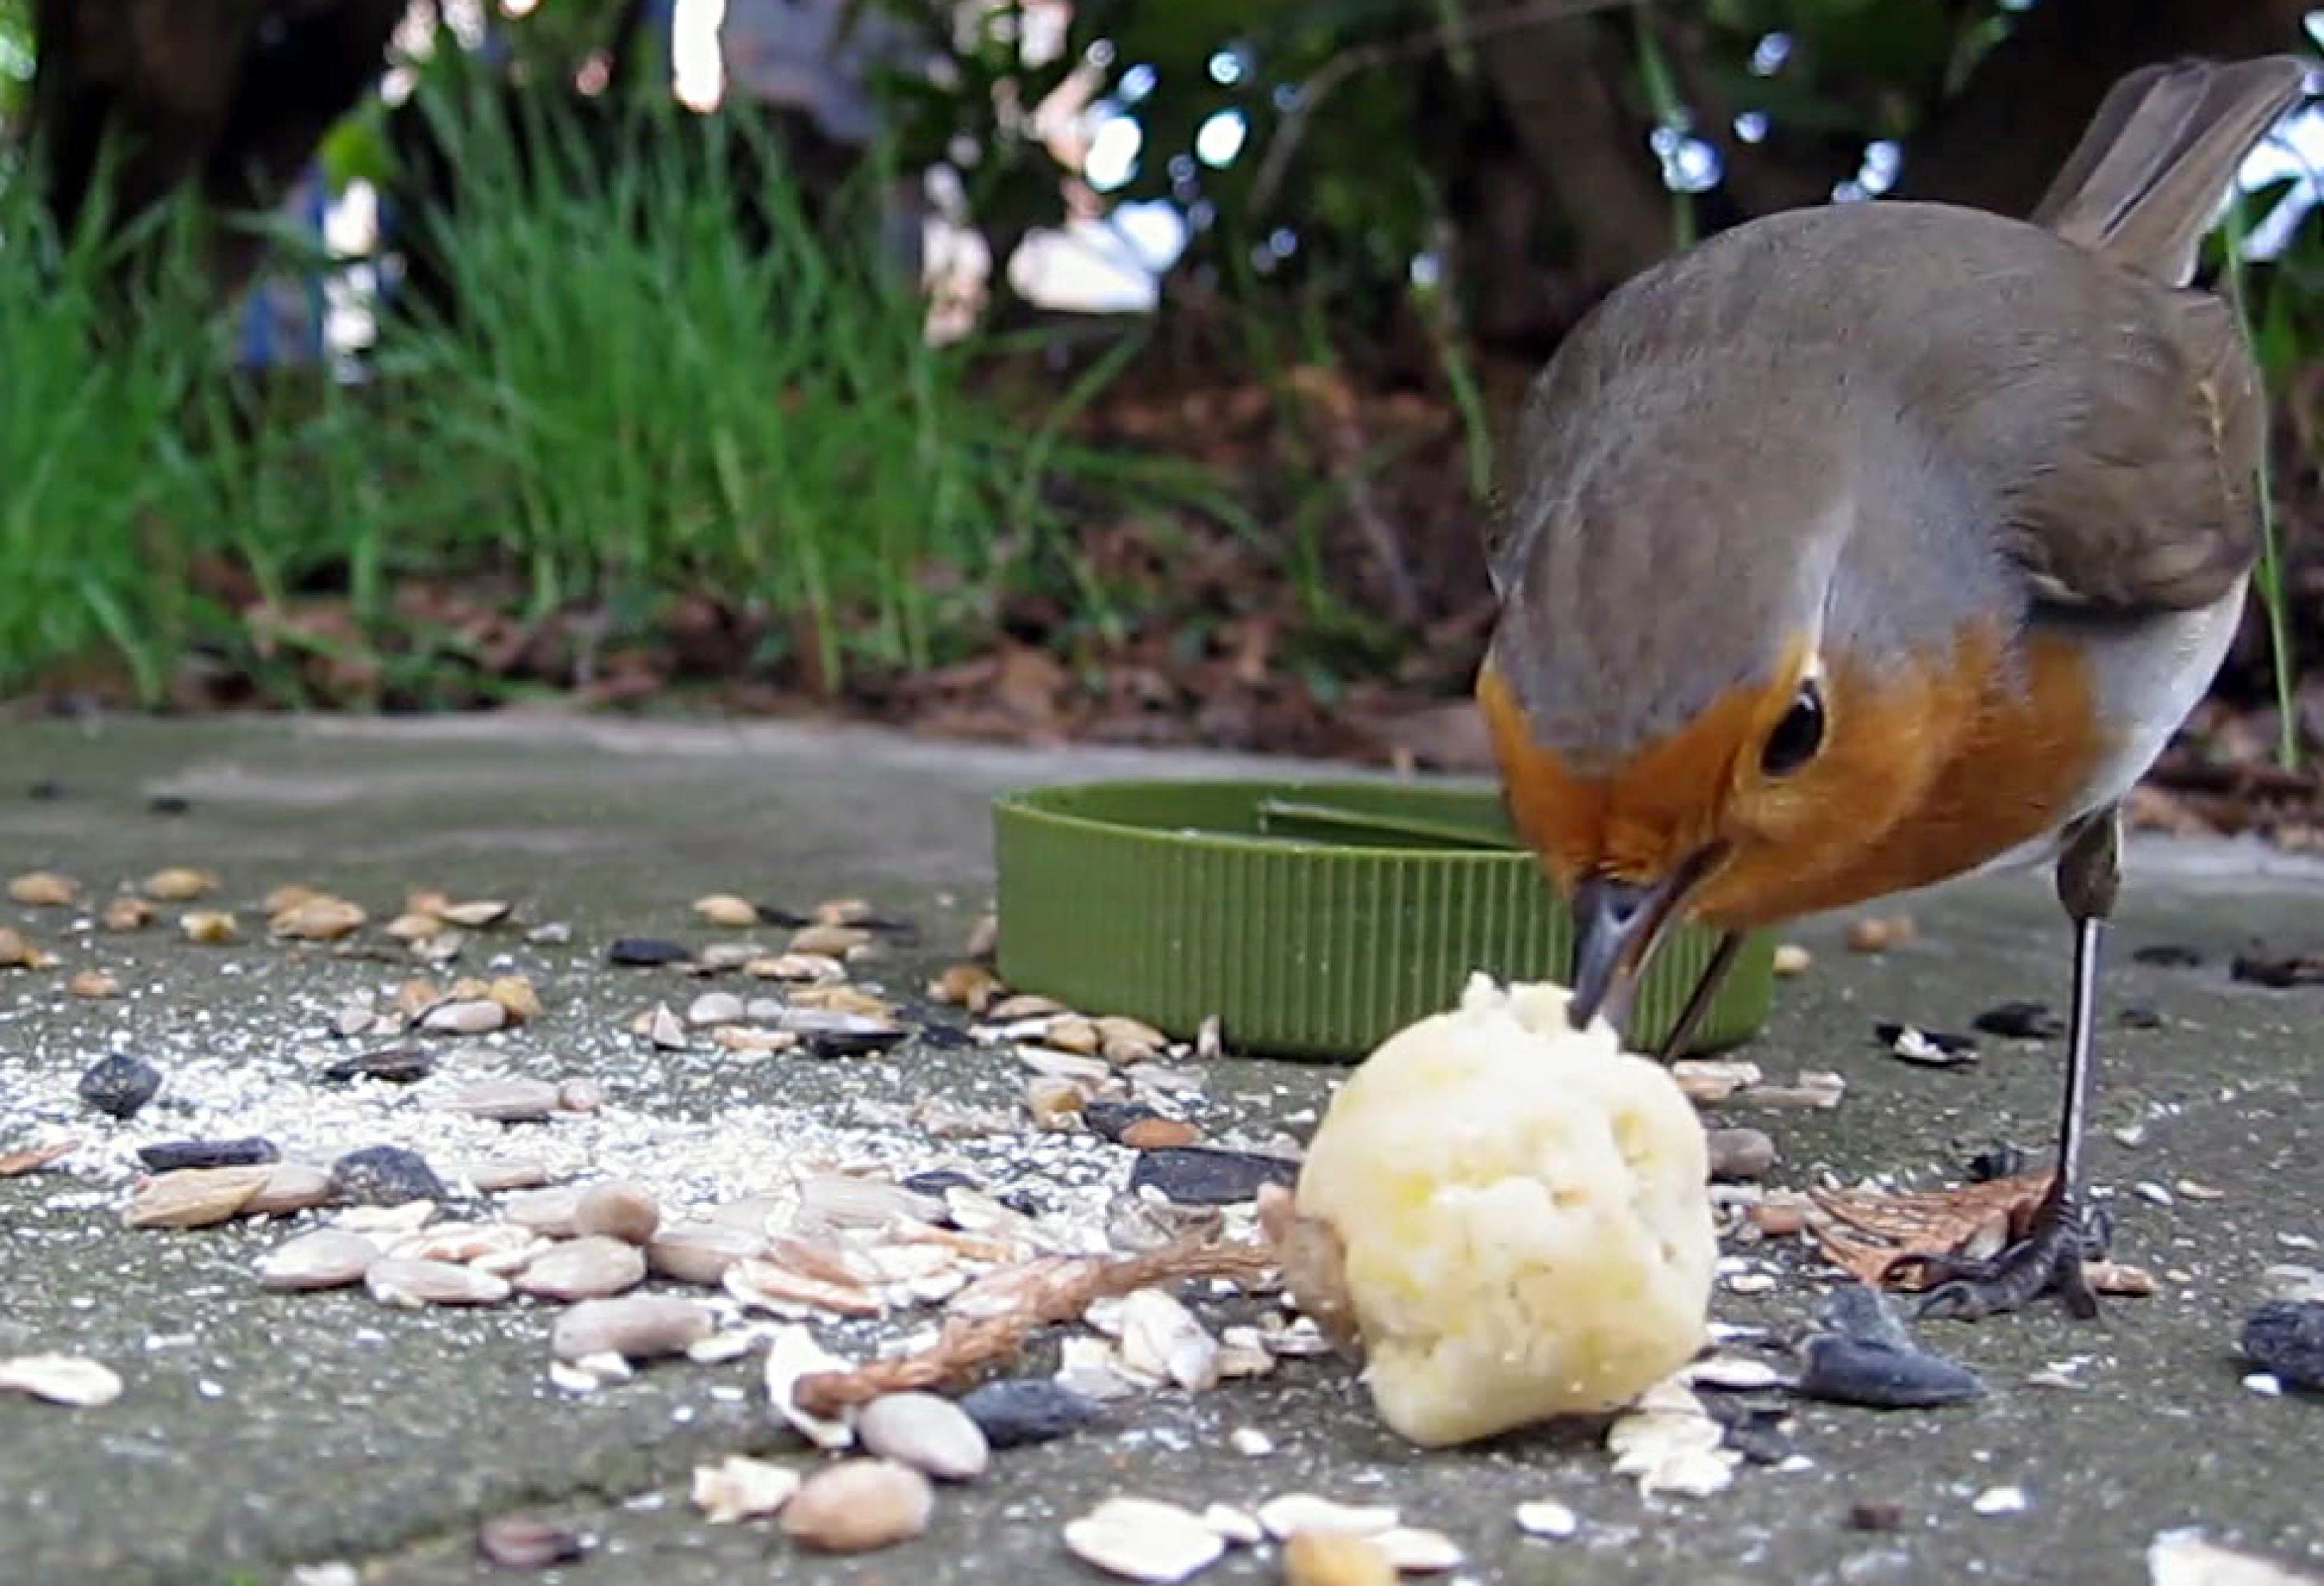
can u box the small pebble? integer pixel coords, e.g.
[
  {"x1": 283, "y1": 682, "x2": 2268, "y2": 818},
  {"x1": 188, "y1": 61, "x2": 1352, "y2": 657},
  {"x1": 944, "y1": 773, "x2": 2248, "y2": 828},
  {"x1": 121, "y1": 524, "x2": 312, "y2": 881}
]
[
  {"x1": 552, "y1": 1296, "x2": 714, "y2": 1362},
  {"x1": 1706, "y1": 1127, "x2": 1776, "y2": 1182},
  {"x1": 258, "y1": 1229, "x2": 382, "y2": 1291},
  {"x1": 2241, "y1": 1300, "x2": 2324, "y2": 1392},
  {"x1": 858, "y1": 1391, "x2": 991, "y2": 1481},
  {"x1": 1283, "y1": 1532, "x2": 1396, "y2": 1586},
  {"x1": 515, "y1": 1236, "x2": 646, "y2": 1300},
  {"x1": 476, "y1": 1515, "x2": 586, "y2": 1568},
  {"x1": 959, "y1": 1377, "x2": 1103, "y2": 1448},
  {"x1": 609, "y1": 936, "x2": 693, "y2": 966},
  {"x1": 77, "y1": 1054, "x2": 162, "y2": 1119},
  {"x1": 138, "y1": 1137, "x2": 279, "y2": 1173},
  {"x1": 780, "y1": 1460, "x2": 934, "y2": 1553},
  {"x1": 330, "y1": 1145, "x2": 450, "y2": 1206},
  {"x1": 574, "y1": 1182, "x2": 662, "y2": 1245},
  {"x1": 366, "y1": 1258, "x2": 511, "y2": 1308},
  {"x1": 1127, "y1": 1147, "x2": 1298, "y2": 1206}
]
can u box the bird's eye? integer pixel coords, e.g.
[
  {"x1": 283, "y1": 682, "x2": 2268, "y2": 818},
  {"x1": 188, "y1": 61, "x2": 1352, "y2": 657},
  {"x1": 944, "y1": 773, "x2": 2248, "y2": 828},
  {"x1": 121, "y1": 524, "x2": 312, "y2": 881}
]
[{"x1": 1761, "y1": 679, "x2": 1825, "y2": 777}]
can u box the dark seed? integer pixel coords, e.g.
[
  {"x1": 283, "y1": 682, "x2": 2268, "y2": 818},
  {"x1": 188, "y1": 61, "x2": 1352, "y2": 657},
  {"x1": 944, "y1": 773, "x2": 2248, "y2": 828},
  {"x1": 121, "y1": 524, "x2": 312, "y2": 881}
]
[
  {"x1": 138, "y1": 1136, "x2": 278, "y2": 1172},
  {"x1": 1964, "y1": 1143, "x2": 2028, "y2": 1183},
  {"x1": 914, "y1": 1023, "x2": 977, "y2": 1051},
  {"x1": 2118, "y1": 1004, "x2": 2165, "y2": 1031},
  {"x1": 1874, "y1": 1022, "x2": 1978, "y2": 1065},
  {"x1": 147, "y1": 794, "x2": 191, "y2": 816},
  {"x1": 320, "y1": 1046, "x2": 438, "y2": 1084},
  {"x1": 2132, "y1": 943, "x2": 2203, "y2": 968},
  {"x1": 1082, "y1": 1101, "x2": 1164, "y2": 1142},
  {"x1": 1798, "y1": 1335, "x2": 1983, "y2": 1408},
  {"x1": 330, "y1": 1144, "x2": 450, "y2": 1205},
  {"x1": 808, "y1": 1026, "x2": 910, "y2": 1058},
  {"x1": 1127, "y1": 1147, "x2": 1298, "y2": 1206},
  {"x1": 754, "y1": 905, "x2": 811, "y2": 928},
  {"x1": 900, "y1": 1169, "x2": 982, "y2": 1197},
  {"x1": 2231, "y1": 953, "x2": 2324, "y2": 989},
  {"x1": 997, "y1": 1187, "x2": 1046, "y2": 1218},
  {"x1": 477, "y1": 1514, "x2": 587, "y2": 1568},
  {"x1": 78, "y1": 1054, "x2": 162, "y2": 1119},
  {"x1": 28, "y1": 779, "x2": 63, "y2": 801},
  {"x1": 1970, "y1": 1001, "x2": 2064, "y2": 1040},
  {"x1": 2242, "y1": 1300, "x2": 2324, "y2": 1392},
  {"x1": 1849, "y1": 1501, "x2": 1906, "y2": 1532},
  {"x1": 958, "y1": 1378, "x2": 1103, "y2": 1448},
  {"x1": 608, "y1": 937, "x2": 691, "y2": 967},
  {"x1": 1722, "y1": 1419, "x2": 1795, "y2": 1466}
]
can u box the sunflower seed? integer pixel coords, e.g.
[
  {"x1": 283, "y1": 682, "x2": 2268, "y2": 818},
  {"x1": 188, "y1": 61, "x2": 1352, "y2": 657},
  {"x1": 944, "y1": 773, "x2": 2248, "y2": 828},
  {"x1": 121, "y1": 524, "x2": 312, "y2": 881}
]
[
  {"x1": 686, "y1": 991, "x2": 746, "y2": 1027},
  {"x1": 1771, "y1": 943, "x2": 1812, "y2": 976},
  {"x1": 692, "y1": 894, "x2": 761, "y2": 927},
  {"x1": 101, "y1": 897, "x2": 155, "y2": 932},
  {"x1": 126, "y1": 1165, "x2": 275, "y2": 1228},
  {"x1": 646, "y1": 1223, "x2": 762, "y2": 1285},
  {"x1": 516, "y1": 1236, "x2": 646, "y2": 1300},
  {"x1": 728, "y1": 1256, "x2": 882, "y2": 1319},
  {"x1": 438, "y1": 1079, "x2": 562, "y2": 1123},
  {"x1": 552, "y1": 1296, "x2": 714, "y2": 1362},
  {"x1": 610, "y1": 937, "x2": 691, "y2": 967},
  {"x1": 1258, "y1": 1495, "x2": 1398, "y2": 1540},
  {"x1": 78, "y1": 1054, "x2": 162, "y2": 1119},
  {"x1": 272, "y1": 895, "x2": 368, "y2": 941},
  {"x1": 366, "y1": 1257, "x2": 511, "y2": 1308},
  {"x1": 1064, "y1": 1496, "x2": 1226, "y2": 1582},
  {"x1": 789, "y1": 923, "x2": 870, "y2": 957},
  {"x1": 781, "y1": 1459, "x2": 933, "y2": 1553},
  {"x1": 504, "y1": 1186, "x2": 584, "y2": 1238},
  {"x1": 0, "y1": 1354, "x2": 123, "y2": 1407},
  {"x1": 421, "y1": 999, "x2": 506, "y2": 1036},
  {"x1": 1515, "y1": 1500, "x2": 1578, "y2": 1539},
  {"x1": 142, "y1": 867, "x2": 218, "y2": 901},
  {"x1": 858, "y1": 1391, "x2": 990, "y2": 1481},
  {"x1": 180, "y1": 911, "x2": 239, "y2": 943},
  {"x1": 1282, "y1": 1532, "x2": 1397, "y2": 1586},
  {"x1": 243, "y1": 1162, "x2": 336, "y2": 1216},
  {"x1": 258, "y1": 1229, "x2": 382, "y2": 1291},
  {"x1": 139, "y1": 1137, "x2": 278, "y2": 1172},
  {"x1": 692, "y1": 1455, "x2": 798, "y2": 1523},
  {"x1": 8, "y1": 871, "x2": 77, "y2": 906}
]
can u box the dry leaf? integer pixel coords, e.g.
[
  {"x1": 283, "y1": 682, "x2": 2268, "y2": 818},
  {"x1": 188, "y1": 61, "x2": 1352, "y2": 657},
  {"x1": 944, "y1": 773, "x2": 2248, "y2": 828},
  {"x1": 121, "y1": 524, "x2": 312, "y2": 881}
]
[{"x1": 1808, "y1": 1173, "x2": 2052, "y2": 1289}]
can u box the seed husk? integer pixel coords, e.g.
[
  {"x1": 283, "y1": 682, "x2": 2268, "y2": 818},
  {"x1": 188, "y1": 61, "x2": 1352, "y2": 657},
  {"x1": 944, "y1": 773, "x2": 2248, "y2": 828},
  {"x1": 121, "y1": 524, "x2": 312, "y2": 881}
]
[
  {"x1": 646, "y1": 1223, "x2": 764, "y2": 1286},
  {"x1": 366, "y1": 1257, "x2": 512, "y2": 1308},
  {"x1": 270, "y1": 895, "x2": 368, "y2": 941},
  {"x1": 142, "y1": 867, "x2": 218, "y2": 902},
  {"x1": 1282, "y1": 1532, "x2": 1398, "y2": 1586},
  {"x1": 101, "y1": 897, "x2": 155, "y2": 932},
  {"x1": 780, "y1": 1459, "x2": 934, "y2": 1553},
  {"x1": 692, "y1": 1455, "x2": 799, "y2": 1523},
  {"x1": 180, "y1": 911, "x2": 239, "y2": 943},
  {"x1": 421, "y1": 998, "x2": 506, "y2": 1036},
  {"x1": 258, "y1": 1229, "x2": 382, "y2": 1291},
  {"x1": 552, "y1": 1296, "x2": 714, "y2": 1362},
  {"x1": 516, "y1": 1236, "x2": 647, "y2": 1301},
  {"x1": 437, "y1": 1079, "x2": 562, "y2": 1122},
  {"x1": 126, "y1": 1165, "x2": 276, "y2": 1228},
  {"x1": 1062, "y1": 1496, "x2": 1225, "y2": 1583},
  {"x1": 8, "y1": 871, "x2": 78, "y2": 906},
  {"x1": 0, "y1": 1353, "x2": 123, "y2": 1407},
  {"x1": 693, "y1": 894, "x2": 761, "y2": 927},
  {"x1": 66, "y1": 970, "x2": 121, "y2": 999}
]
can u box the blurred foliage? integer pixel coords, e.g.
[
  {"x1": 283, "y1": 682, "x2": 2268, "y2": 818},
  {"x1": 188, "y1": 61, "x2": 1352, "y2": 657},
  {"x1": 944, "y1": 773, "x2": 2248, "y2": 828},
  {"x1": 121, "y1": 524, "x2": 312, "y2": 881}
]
[{"x1": 0, "y1": 0, "x2": 29, "y2": 134}]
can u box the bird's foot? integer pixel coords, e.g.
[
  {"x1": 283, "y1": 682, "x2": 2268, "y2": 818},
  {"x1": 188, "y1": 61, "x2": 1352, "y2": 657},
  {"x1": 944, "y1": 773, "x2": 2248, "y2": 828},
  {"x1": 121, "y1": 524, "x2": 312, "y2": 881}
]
[{"x1": 1914, "y1": 1197, "x2": 2112, "y2": 1323}]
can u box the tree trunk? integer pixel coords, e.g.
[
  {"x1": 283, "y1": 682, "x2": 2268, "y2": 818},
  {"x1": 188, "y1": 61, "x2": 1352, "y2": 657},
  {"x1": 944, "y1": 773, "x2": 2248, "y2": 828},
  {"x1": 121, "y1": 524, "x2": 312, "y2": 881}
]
[{"x1": 30, "y1": 0, "x2": 404, "y2": 299}]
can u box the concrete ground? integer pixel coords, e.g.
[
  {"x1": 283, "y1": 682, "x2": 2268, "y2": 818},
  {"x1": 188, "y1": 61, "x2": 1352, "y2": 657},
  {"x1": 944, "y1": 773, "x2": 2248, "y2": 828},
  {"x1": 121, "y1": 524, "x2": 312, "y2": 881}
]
[{"x1": 2, "y1": 714, "x2": 2320, "y2": 1586}]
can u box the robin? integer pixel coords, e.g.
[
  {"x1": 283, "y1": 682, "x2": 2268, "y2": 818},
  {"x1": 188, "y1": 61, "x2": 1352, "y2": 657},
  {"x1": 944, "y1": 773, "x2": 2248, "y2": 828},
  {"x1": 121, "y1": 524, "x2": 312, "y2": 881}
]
[{"x1": 1476, "y1": 55, "x2": 2310, "y2": 1322}]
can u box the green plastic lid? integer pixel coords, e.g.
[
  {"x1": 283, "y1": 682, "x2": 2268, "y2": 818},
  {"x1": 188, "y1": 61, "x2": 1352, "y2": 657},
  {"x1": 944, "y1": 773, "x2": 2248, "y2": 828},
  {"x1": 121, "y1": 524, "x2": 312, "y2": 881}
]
[{"x1": 992, "y1": 778, "x2": 1774, "y2": 1059}]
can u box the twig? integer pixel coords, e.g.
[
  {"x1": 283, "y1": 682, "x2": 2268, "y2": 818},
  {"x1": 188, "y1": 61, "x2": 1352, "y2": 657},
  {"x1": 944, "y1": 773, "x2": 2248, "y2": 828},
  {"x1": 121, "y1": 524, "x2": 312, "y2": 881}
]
[
  {"x1": 791, "y1": 1239, "x2": 1278, "y2": 1417},
  {"x1": 1248, "y1": 0, "x2": 1643, "y2": 218}
]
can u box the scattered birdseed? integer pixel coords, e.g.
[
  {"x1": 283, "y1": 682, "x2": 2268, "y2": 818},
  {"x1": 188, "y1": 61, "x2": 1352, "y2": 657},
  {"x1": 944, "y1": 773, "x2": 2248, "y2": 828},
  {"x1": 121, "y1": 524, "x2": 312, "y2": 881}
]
[
  {"x1": 781, "y1": 1459, "x2": 934, "y2": 1553},
  {"x1": 692, "y1": 1455, "x2": 799, "y2": 1523},
  {"x1": 1971, "y1": 1485, "x2": 2028, "y2": 1516},
  {"x1": 436, "y1": 1079, "x2": 563, "y2": 1122},
  {"x1": 1514, "y1": 1500, "x2": 1578, "y2": 1540},
  {"x1": 476, "y1": 1514, "x2": 586, "y2": 1569},
  {"x1": 766, "y1": 1325, "x2": 858, "y2": 1449},
  {"x1": 1063, "y1": 1496, "x2": 1226, "y2": 1583},
  {"x1": 0, "y1": 1354, "x2": 124, "y2": 1407}
]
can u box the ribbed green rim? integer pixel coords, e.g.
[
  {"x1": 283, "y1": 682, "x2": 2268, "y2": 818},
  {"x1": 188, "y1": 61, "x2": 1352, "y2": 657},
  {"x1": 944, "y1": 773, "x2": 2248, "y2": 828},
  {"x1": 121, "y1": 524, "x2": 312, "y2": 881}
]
[{"x1": 992, "y1": 777, "x2": 1774, "y2": 1060}]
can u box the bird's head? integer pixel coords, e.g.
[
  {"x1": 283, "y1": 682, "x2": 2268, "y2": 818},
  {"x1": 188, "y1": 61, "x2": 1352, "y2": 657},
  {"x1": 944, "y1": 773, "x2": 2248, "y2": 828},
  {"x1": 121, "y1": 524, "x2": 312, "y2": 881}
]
[{"x1": 1474, "y1": 359, "x2": 2002, "y2": 1036}]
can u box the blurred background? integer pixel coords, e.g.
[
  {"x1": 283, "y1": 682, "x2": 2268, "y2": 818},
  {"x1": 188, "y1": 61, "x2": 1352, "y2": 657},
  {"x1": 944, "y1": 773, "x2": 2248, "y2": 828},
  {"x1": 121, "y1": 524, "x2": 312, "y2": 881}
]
[{"x1": 0, "y1": 0, "x2": 2317, "y2": 843}]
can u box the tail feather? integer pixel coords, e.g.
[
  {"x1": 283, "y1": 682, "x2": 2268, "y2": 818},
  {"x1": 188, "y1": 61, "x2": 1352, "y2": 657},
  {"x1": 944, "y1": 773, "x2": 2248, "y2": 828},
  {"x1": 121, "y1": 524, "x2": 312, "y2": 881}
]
[{"x1": 2030, "y1": 55, "x2": 2310, "y2": 285}]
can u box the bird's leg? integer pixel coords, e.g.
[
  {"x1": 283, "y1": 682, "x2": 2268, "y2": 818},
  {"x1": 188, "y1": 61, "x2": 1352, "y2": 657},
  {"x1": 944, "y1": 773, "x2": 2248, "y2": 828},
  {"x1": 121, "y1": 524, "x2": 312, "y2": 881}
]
[
  {"x1": 1654, "y1": 931, "x2": 1746, "y2": 1062},
  {"x1": 1918, "y1": 811, "x2": 2120, "y2": 1323}
]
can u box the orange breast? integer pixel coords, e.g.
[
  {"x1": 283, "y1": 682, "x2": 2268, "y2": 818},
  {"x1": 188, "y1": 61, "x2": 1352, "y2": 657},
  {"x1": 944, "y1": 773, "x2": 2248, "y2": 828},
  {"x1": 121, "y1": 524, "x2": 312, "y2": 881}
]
[{"x1": 1480, "y1": 623, "x2": 2117, "y2": 929}]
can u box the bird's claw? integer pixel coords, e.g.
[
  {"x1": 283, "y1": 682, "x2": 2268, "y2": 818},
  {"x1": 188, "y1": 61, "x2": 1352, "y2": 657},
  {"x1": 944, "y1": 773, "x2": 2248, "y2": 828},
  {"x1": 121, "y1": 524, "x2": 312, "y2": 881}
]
[{"x1": 1914, "y1": 1199, "x2": 2110, "y2": 1323}]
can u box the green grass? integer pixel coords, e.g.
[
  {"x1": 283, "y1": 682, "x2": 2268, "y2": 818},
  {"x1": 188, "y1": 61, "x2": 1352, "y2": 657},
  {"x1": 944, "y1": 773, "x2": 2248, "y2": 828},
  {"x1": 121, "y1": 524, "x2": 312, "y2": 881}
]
[{"x1": 0, "y1": 85, "x2": 1179, "y2": 704}]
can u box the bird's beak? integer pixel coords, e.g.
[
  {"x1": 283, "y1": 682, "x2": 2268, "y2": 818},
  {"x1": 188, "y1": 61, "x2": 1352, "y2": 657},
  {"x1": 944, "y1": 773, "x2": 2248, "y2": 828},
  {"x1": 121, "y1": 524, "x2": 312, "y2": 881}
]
[{"x1": 1567, "y1": 855, "x2": 1711, "y2": 1035}]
